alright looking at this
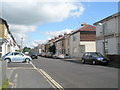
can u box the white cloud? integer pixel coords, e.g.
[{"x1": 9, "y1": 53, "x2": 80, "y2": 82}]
[
  {"x1": 30, "y1": 29, "x2": 72, "y2": 47},
  {"x1": 2, "y1": 2, "x2": 85, "y2": 25},
  {"x1": 30, "y1": 40, "x2": 46, "y2": 47},
  {"x1": 1, "y1": 0, "x2": 85, "y2": 47},
  {"x1": 44, "y1": 29, "x2": 72, "y2": 40},
  {"x1": 9, "y1": 24, "x2": 37, "y2": 46}
]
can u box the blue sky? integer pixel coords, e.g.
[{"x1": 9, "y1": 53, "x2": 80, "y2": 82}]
[
  {"x1": 1, "y1": 1, "x2": 119, "y2": 47},
  {"x1": 29, "y1": 2, "x2": 118, "y2": 46}
]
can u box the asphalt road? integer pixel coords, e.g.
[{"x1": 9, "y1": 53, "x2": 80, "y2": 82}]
[
  {"x1": 7, "y1": 56, "x2": 119, "y2": 89},
  {"x1": 32, "y1": 57, "x2": 118, "y2": 88}
]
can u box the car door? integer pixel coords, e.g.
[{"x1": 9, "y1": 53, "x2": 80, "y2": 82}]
[
  {"x1": 83, "y1": 53, "x2": 89, "y2": 62},
  {"x1": 13, "y1": 52, "x2": 24, "y2": 62},
  {"x1": 88, "y1": 53, "x2": 94, "y2": 62},
  {"x1": 87, "y1": 53, "x2": 92, "y2": 63}
]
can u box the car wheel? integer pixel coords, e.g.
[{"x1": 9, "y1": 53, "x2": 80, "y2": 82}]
[
  {"x1": 92, "y1": 60, "x2": 96, "y2": 65},
  {"x1": 81, "y1": 59, "x2": 85, "y2": 64},
  {"x1": 5, "y1": 58, "x2": 11, "y2": 63},
  {"x1": 25, "y1": 58, "x2": 30, "y2": 63}
]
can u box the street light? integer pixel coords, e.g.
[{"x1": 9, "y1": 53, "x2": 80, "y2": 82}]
[{"x1": 21, "y1": 37, "x2": 23, "y2": 50}]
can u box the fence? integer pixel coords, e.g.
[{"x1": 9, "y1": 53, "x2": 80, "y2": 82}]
[{"x1": 0, "y1": 60, "x2": 7, "y2": 88}]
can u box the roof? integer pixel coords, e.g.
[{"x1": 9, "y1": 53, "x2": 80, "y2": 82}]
[
  {"x1": 94, "y1": 12, "x2": 120, "y2": 25},
  {"x1": 53, "y1": 36, "x2": 64, "y2": 43},
  {"x1": 79, "y1": 25, "x2": 96, "y2": 31},
  {"x1": 71, "y1": 25, "x2": 96, "y2": 35},
  {"x1": 0, "y1": 18, "x2": 9, "y2": 29}
]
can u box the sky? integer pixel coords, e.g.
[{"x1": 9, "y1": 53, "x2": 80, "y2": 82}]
[{"x1": 0, "y1": 0, "x2": 119, "y2": 48}]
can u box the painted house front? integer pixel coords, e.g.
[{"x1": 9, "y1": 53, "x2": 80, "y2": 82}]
[
  {"x1": 94, "y1": 12, "x2": 120, "y2": 61},
  {"x1": 69, "y1": 24, "x2": 96, "y2": 58},
  {"x1": 0, "y1": 18, "x2": 19, "y2": 57}
]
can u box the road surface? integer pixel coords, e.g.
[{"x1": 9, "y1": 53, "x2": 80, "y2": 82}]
[{"x1": 7, "y1": 56, "x2": 118, "y2": 89}]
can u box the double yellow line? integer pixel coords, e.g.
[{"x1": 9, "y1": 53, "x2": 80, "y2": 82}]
[
  {"x1": 30, "y1": 62, "x2": 64, "y2": 90},
  {"x1": 38, "y1": 69, "x2": 64, "y2": 90}
]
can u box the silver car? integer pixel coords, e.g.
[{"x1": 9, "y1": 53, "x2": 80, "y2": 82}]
[{"x1": 2, "y1": 52, "x2": 32, "y2": 63}]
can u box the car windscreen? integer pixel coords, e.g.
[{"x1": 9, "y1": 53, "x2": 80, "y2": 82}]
[
  {"x1": 3, "y1": 52, "x2": 10, "y2": 57},
  {"x1": 92, "y1": 52, "x2": 104, "y2": 57}
]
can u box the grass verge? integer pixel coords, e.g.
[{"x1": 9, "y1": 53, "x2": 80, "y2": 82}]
[{"x1": 0, "y1": 79, "x2": 10, "y2": 90}]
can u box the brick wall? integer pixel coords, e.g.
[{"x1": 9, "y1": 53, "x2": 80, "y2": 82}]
[
  {"x1": 80, "y1": 34, "x2": 96, "y2": 41},
  {"x1": 107, "y1": 54, "x2": 120, "y2": 62}
]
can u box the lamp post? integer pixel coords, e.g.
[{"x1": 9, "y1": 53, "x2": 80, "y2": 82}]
[{"x1": 21, "y1": 37, "x2": 23, "y2": 51}]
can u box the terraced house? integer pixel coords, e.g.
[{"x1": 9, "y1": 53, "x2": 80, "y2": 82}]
[
  {"x1": 94, "y1": 12, "x2": 120, "y2": 62},
  {"x1": 0, "y1": 18, "x2": 19, "y2": 57},
  {"x1": 69, "y1": 24, "x2": 96, "y2": 58}
]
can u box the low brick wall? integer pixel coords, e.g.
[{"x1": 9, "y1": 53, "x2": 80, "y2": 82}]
[
  {"x1": 107, "y1": 54, "x2": 120, "y2": 62},
  {"x1": 0, "y1": 60, "x2": 7, "y2": 88}
]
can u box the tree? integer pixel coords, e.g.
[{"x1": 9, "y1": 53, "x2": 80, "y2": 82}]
[
  {"x1": 49, "y1": 45, "x2": 56, "y2": 54},
  {"x1": 23, "y1": 47, "x2": 31, "y2": 53}
]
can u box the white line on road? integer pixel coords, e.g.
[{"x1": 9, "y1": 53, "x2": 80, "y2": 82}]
[
  {"x1": 30, "y1": 62, "x2": 37, "y2": 69},
  {"x1": 30, "y1": 62, "x2": 64, "y2": 90},
  {"x1": 12, "y1": 73, "x2": 18, "y2": 88},
  {"x1": 7, "y1": 67, "x2": 35, "y2": 69}
]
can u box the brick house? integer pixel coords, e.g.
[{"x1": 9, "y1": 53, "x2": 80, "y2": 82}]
[{"x1": 54, "y1": 35, "x2": 65, "y2": 55}]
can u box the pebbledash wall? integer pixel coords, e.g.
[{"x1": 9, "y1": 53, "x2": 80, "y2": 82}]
[{"x1": 94, "y1": 12, "x2": 120, "y2": 62}]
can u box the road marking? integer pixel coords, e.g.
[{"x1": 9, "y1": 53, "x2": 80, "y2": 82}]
[
  {"x1": 30, "y1": 62, "x2": 37, "y2": 69},
  {"x1": 38, "y1": 69, "x2": 64, "y2": 90},
  {"x1": 8, "y1": 67, "x2": 34, "y2": 69},
  {"x1": 30, "y1": 62, "x2": 64, "y2": 90},
  {"x1": 12, "y1": 73, "x2": 18, "y2": 88}
]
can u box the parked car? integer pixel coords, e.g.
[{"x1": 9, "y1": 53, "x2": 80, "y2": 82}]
[
  {"x1": 28, "y1": 51, "x2": 38, "y2": 59},
  {"x1": 53, "y1": 53, "x2": 68, "y2": 59},
  {"x1": 41, "y1": 52, "x2": 46, "y2": 57},
  {"x1": 46, "y1": 52, "x2": 54, "y2": 58},
  {"x1": 53, "y1": 53, "x2": 59, "y2": 59},
  {"x1": 2, "y1": 52, "x2": 32, "y2": 63},
  {"x1": 81, "y1": 52, "x2": 109, "y2": 65},
  {"x1": 57, "y1": 54, "x2": 65, "y2": 59}
]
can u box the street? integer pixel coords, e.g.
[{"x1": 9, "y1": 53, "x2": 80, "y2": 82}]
[{"x1": 7, "y1": 56, "x2": 118, "y2": 89}]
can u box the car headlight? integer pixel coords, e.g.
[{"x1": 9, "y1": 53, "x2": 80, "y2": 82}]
[{"x1": 97, "y1": 58, "x2": 103, "y2": 61}]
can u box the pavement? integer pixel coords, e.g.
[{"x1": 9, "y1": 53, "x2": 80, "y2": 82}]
[{"x1": 7, "y1": 63, "x2": 54, "y2": 88}]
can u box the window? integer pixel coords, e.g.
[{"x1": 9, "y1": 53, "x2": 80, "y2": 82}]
[
  {"x1": 105, "y1": 40, "x2": 108, "y2": 54},
  {"x1": 14, "y1": 52, "x2": 23, "y2": 56},
  {"x1": 103, "y1": 23, "x2": 108, "y2": 35},
  {"x1": 0, "y1": 46, "x2": 2, "y2": 52},
  {"x1": 0, "y1": 46, "x2": 2, "y2": 58},
  {"x1": 73, "y1": 34, "x2": 77, "y2": 41},
  {"x1": 62, "y1": 41, "x2": 64, "y2": 46},
  {"x1": 73, "y1": 47, "x2": 77, "y2": 54}
]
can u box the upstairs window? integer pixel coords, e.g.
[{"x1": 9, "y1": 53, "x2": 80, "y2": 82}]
[
  {"x1": 103, "y1": 23, "x2": 108, "y2": 35},
  {"x1": 73, "y1": 34, "x2": 77, "y2": 41}
]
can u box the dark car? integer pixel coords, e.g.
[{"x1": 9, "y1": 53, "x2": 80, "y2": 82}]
[
  {"x1": 81, "y1": 52, "x2": 109, "y2": 65},
  {"x1": 29, "y1": 51, "x2": 38, "y2": 59}
]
